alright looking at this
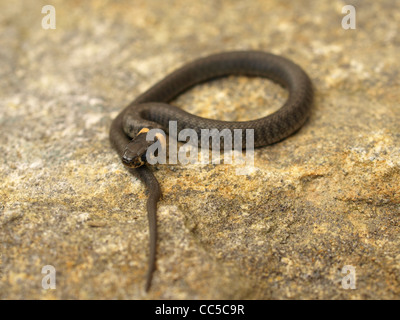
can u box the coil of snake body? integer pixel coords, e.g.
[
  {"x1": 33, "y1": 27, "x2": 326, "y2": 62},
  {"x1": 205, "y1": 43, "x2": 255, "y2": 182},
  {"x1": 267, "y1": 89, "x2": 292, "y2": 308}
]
[{"x1": 109, "y1": 51, "x2": 313, "y2": 291}]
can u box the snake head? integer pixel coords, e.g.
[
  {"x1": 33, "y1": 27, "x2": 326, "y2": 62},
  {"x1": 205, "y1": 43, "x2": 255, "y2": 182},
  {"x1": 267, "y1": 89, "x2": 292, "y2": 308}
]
[{"x1": 122, "y1": 128, "x2": 153, "y2": 168}]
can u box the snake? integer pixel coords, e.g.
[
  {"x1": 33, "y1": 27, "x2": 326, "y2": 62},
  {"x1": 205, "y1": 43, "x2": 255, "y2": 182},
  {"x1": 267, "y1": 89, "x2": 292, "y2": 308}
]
[{"x1": 109, "y1": 51, "x2": 313, "y2": 291}]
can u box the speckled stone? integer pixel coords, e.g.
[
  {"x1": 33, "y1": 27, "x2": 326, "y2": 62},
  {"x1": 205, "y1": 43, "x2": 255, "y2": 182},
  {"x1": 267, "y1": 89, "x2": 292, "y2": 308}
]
[{"x1": 0, "y1": 0, "x2": 399, "y2": 299}]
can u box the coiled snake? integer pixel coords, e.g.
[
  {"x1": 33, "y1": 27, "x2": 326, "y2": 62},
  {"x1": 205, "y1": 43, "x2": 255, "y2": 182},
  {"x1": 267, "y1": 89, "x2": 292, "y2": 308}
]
[{"x1": 109, "y1": 51, "x2": 313, "y2": 291}]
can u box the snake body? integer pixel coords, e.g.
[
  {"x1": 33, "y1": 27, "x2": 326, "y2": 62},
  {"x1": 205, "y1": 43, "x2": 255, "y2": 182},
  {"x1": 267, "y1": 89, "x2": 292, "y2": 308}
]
[{"x1": 109, "y1": 51, "x2": 313, "y2": 291}]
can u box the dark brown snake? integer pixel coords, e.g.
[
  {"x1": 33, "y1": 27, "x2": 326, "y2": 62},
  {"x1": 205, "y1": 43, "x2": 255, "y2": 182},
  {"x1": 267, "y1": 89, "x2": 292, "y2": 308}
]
[{"x1": 109, "y1": 51, "x2": 313, "y2": 291}]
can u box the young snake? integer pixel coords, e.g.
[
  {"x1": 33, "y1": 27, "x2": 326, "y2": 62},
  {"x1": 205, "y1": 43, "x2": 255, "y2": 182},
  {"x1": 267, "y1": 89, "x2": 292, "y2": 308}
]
[{"x1": 109, "y1": 51, "x2": 313, "y2": 291}]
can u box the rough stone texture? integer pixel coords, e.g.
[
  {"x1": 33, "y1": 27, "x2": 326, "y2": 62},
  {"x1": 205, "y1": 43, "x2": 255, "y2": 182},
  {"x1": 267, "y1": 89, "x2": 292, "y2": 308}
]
[{"x1": 0, "y1": 0, "x2": 399, "y2": 299}]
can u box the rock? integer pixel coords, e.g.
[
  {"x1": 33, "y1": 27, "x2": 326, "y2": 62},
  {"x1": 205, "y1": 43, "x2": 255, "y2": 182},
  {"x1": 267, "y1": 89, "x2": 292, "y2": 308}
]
[{"x1": 0, "y1": 0, "x2": 399, "y2": 299}]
